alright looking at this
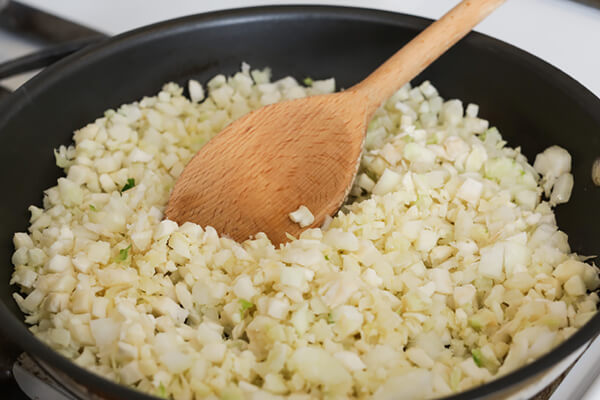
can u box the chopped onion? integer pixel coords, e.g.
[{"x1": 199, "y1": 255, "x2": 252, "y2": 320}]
[
  {"x1": 288, "y1": 205, "x2": 314, "y2": 228},
  {"x1": 10, "y1": 65, "x2": 597, "y2": 400}
]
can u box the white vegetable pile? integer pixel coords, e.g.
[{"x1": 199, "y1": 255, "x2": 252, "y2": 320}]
[{"x1": 10, "y1": 64, "x2": 600, "y2": 400}]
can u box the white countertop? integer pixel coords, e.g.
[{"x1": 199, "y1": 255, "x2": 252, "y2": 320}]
[{"x1": 6, "y1": 1, "x2": 600, "y2": 399}]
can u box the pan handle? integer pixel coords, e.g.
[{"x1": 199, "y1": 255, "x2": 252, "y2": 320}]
[{"x1": 0, "y1": 36, "x2": 104, "y2": 96}]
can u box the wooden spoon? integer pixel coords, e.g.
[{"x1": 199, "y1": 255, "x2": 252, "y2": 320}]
[{"x1": 166, "y1": 0, "x2": 505, "y2": 244}]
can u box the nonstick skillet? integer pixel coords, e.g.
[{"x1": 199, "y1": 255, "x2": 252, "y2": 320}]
[{"x1": 0, "y1": 6, "x2": 599, "y2": 400}]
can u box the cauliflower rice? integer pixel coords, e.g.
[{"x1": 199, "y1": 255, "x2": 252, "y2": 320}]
[{"x1": 10, "y1": 64, "x2": 600, "y2": 400}]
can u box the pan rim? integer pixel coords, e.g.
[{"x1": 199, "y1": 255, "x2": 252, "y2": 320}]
[{"x1": 1, "y1": 5, "x2": 599, "y2": 400}]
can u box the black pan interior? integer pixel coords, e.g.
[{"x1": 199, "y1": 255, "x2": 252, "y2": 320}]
[{"x1": 0, "y1": 6, "x2": 599, "y2": 400}]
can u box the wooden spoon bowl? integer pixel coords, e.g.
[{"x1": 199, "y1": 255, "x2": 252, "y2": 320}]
[
  {"x1": 166, "y1": 93, "x2": 366, "y2": 244},
  {"x1": 165, "y1": 0, "x2": 506, "y2": 244}
]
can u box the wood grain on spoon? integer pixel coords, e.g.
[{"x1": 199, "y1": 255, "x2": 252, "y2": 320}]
[{"x1": 165, "y1": 0, "x2": 506, "y2": 244}]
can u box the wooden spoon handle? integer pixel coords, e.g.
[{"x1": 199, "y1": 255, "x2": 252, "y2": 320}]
[{"x1": 353, "y1": 0, "x2": 506, "y2": 114}]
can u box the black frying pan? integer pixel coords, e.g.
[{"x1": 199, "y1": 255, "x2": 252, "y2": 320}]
[{"x1": 0, "y1": 6, "x2": 599, "y2": 400}]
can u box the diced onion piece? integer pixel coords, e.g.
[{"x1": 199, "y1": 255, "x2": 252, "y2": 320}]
[
  {"x1": 550, "y1": 173, "x2": 573, "y2": 205},
  {"x1": 323, "y1": 229, "x2": 359, "y2": 251},
  {"x1": 289, "y1": 205, "x2": 314, "y2": 228},
  {"x1": 188, "y1": 79, "x2": 205, "y2": 103},
  {"x1": 288, "y1": 347, "x2": 351, "y2": 388},
  {"x1": 46, "y1": 254, "x2": 71, "y2": 273},
  {"x1": 534, "y1": 146, "x2": 571, "y2": 177},
  {"x1": 372, "y1": 168, "x2": 402, "y2": 195},
  {"x1": 441, "y1": 99, "x2": 464, "y2": 126},
  {"x1": 479, "y1": 244, "x2": 504, "y2": 279},
  {"x1": 280, "y1": 267, "x2": 306, "y2": 289},
  {"x1": 90, "y1": 318, "x2": 120, "y2": 347},
  {"x1": 334, "y1": 351, "x2": 366, "y2": 371},
  {"x1": 456, "y1": 178, "x2": 483, "y2": 205},
  {"x1": 403, "y1": 143, "x2": 436, "y2": 164},
  {"x1": 406, "y1": 347, "x2": 435, "y2": 368}
]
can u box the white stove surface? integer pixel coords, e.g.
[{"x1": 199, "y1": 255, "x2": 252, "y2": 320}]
[
  {"x1": 2, "y1": 1, "x2": 600, "y2": 399},
  {"x1": 551, "y1": 333, "x2": 600, "y2": 400}
]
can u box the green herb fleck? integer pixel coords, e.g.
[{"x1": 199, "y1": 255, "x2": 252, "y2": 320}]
[
  {"x1": 117, "y1": 245, "x2": 131, "y2": 262},
  {"x1": 303, "y1": 77, "x2": 313, "y2": 86},
  {"x1": 471, "y1": 348, "x2": 484, "y2": 367},
  {"x1": 327, "y1": 312, "x2": 334, "y2": 324},
  {"x1": 324, "y1": 255, "x2": 329, "y2": 261},
  {"x1": 157, "y1": 382, "x2": 167, "y2": 398},
  {"x1": 239, "y1": 299, "x2": 254, "y2": 316},
  {"x1": 468, "y1": 317, "x2": 482, "y2": 331},
  {"x1": 121, "y1": 178, "x2": 136, "y2": 192},
  {"x1": 89, "y1": 204, "x2": 97, "y2": 211}
]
